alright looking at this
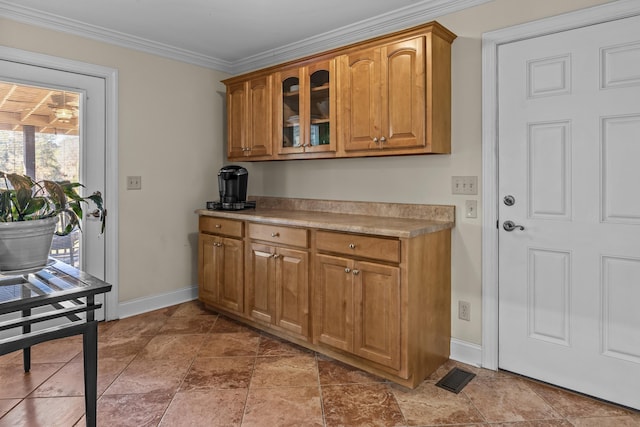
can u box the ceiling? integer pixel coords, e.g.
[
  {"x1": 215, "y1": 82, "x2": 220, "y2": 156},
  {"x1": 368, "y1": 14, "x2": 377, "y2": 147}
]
[{"x1": 0, "y1": 0, "x2": 486, "y2": 74}]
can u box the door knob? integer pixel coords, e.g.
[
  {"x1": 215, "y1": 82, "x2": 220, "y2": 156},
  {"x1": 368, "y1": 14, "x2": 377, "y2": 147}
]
[
  {"x1": 503, "y1": 195, "x2": 515, "y2": 206},
  {"x1": 503, "y1": 220, "x2": 525, "y2": 232}
]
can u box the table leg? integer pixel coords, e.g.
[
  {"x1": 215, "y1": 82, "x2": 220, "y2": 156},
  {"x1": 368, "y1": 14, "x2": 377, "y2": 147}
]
[
  {"x1": 22, "y1": 308, "x2": 31, "y2": 373},
  {"x1": 83, "y1": 320, "x2": 98, "y2": 427}
]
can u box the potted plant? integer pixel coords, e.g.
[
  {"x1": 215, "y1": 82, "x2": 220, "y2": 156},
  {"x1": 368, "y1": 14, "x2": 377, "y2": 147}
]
[{"x1": 0, "y1": 171, "x2": 105, "y2": 272}]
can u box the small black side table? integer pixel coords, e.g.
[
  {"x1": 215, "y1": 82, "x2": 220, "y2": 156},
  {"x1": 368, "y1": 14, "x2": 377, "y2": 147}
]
[{"x1": 0, "y1": 259, "x2": 112, "y2": 427}]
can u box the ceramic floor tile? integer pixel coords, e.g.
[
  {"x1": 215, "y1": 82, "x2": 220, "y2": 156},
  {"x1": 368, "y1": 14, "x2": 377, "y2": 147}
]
[
  {"x1": 84, "y1": 393, "x2": 173, "y2": 427},
  {"x1": 0, "y1": 363, "x2": 63, "y2": 399},
  {"x1": 0, "y1": 399, "x2": 20, "y2": 418},
  {"x1": 0, "y1": 396, "x2": 85, "y2": 427},
  {"x1": 170, "y1": 300, "x2": 213, "y2": 317},
  {"x1": 391, "y1": 380, "x2": 485, "y2": 426},
  {"x1": 250, "y1": 354, "x2": 318, "y2": 388},
  {"x1": 180, "y1": 356, "x2": 255, "y2": 391},
  {"x1": 322, "y1": 383, "x2": 406, "y2": 427},
  {"x1": 158, "y1": 315, "x2": 216, "y2": 335},
  {"x1": 136, "y1": 333, "x2": 207, "y2": 360},
  {"x1": 27, "y1": 335, "x2": 83, "y2": 364},
  {"x1": 102, "y1": 310, "x2": 172, "y2": 337},
  {"x1": 485, "y1": 422, "x2": 571, "y2": 427},
  {"x1": 463, "y1": 378, "x2": 562, "y2": 423},
  {"x1": 90, "y1": 334, "x2": 152, "y2": 360},
  {"x1": 103, "y1": 357, "x2": 191, "y2": 395},
  {"x1": 243, "y1": 386, "x2": 323, "y2": 427},
  {"x1": 210, "y1": 316, "x2": 257, "y2": 334},
  {"x1": 197, "y1": 331, "x2": 261, "y2": 357},
  {"x1": 318, "y1": 356, "x2": 385, "y2": 385},
  {"x1": 31, "y1": 356, "x2": 133, "y2": 397},
  {"x1": 258, "y1": 334, "x2": 313, "y2": 357},
  {"x1": 159, "y1": 389, "x2": 247, "y2": 427},
  {"x1": 567, "y1": 415, "x2": 640, "y2": 426},
  {"x1": 527, "y1": 381, "x2": 634, "y2": 418}
]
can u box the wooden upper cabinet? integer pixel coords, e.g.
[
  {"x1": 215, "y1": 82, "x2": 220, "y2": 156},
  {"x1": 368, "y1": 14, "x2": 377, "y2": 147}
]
[
  {"x1": 223, "y1": 21, "x2": 455, "y2": 161},
  {"x1": 339, "y1": 36, "x2": 429, "y2": 154},
  {"x1": 227, "y1": 75, "x2": 273, "y2": 160},
  {"x1": 274, "y1": 59, "x2": 336, "y2": 158}
]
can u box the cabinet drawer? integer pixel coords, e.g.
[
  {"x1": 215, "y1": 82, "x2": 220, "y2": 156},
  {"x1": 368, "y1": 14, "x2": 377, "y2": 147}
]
[
  {"x1": 316, "y1": 231, "x2": 400, "y2": 263},
  {"x1": 199, "y1": 217, "x2": 243, "y2": 237},
  {"x1": 248, "y1": 223, "x2": 308, "y2": 248}
]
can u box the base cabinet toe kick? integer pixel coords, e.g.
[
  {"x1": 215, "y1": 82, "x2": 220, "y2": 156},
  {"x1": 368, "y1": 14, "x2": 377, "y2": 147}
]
[{"x1": 196, "y1": 205, "x2": 452, "y2": 388}]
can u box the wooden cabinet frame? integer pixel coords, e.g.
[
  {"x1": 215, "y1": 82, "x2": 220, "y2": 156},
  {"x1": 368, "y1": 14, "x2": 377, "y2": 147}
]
[
  {"x1": 223, "y1": 21, "x2": 456, "y2": 162},
  {"x1": 197, "y1": 213, "x2": 451, "y2": 388}
]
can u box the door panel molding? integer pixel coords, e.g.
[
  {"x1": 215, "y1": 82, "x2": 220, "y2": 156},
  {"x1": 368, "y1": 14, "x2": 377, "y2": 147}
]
[
  {"x1": 0, "y1": 46, "x2": 119, "y2": 321},
  {"x1": 481, "y1": 0, "x2": 640, "y2": 370}
]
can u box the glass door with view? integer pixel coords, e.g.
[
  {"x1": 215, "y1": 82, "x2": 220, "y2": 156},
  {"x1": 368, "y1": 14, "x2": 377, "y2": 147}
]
[
  {"x1": 279, "y1": 62, "x2": 334, "y2": 155},
  {"x1": 0, "y1": 83, "x2": 83, "y2": 268}
]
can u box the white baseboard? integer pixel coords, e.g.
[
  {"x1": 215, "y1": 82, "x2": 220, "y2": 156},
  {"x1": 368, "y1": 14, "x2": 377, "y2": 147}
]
[
  {"x1": 117, "y1": 285, "x2": 198, "y2": 319},
  {"x1": 450, "y1": 337, "x2": 483, "y2": 367}
]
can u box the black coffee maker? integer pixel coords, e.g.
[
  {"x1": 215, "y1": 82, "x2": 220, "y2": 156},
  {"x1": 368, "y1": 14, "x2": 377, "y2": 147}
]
[{"x1": 207, "y1": 165, "x2": 255, "y2": 210}]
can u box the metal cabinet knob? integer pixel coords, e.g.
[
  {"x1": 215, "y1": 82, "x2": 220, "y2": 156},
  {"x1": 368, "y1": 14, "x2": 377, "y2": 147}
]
[
  {"x1": 352, "y1": 269, "x2": 360, "y2": 275},
  {"x1": 503, "y1": 220, "x2": 525, "y2": 232},
  {"x1": 380, "y1": 136, "x2": 386, "y2": 143},
  {"x1": 272, "y1": 254, "x2": 280, "y2": 259},
  {"x1": 348, "y1": 243, "x2": 356, "y2": 249},
  {"x1": 271, "y1": 232, "x2": 280, "y2": 237},
  {"x1": 344, "y1": 268, "x2": 351, "y2": 273},
  {"x1": 373, "y1": 137, "x2": 379, "y2": 143},
  {"x1": 215, "y1": 224, "x2": 222, "y2": 228}
]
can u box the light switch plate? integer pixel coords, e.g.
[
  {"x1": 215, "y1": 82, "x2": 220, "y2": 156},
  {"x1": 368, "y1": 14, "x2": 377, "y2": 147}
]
[
  {"x1": 452, "y1": 176, "x2": 478, "y2": 195},
  {"x1": 127, "y1": 176, "x2": 141, "y2": 190},
  {"x1": 465, "y1": 200, "x2": 478, "y2": 218}
]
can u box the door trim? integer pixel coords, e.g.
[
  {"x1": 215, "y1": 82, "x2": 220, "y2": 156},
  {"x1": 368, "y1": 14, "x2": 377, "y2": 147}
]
[
  {"x1": 481, "y1": 0, "x2": 640, "y2": 370},
  {"x1": 0, "y1": 46, "x2": 120, "y2": 321}
]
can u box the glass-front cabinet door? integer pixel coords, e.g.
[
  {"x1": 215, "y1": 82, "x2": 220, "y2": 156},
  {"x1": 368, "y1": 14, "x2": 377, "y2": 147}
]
[{"x1": 276, "y1": 59, "x2": 335, "y2": 156}]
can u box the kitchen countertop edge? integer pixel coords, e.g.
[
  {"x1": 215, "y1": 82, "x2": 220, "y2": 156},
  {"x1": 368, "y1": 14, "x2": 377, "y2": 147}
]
[{"x1": 195, "y1": 207, "x2": 454, "y2": 238}]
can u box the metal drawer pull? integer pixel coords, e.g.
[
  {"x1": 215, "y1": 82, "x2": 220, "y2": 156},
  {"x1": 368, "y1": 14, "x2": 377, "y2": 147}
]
[
  {"x1": 271, "y1": 232, "x2": 280, "y2": 237},
  {"x1": 344, "y1": 268, "x2": 351, "y2": 273},
  {"x1": 348, "y1": 243, "x2": 356, "y2": 249}
]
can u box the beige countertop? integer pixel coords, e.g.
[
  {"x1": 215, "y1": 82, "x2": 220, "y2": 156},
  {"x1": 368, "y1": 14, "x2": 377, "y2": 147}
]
[{"x1": 195, "y1": 197, "x2": 454, "y2": 238}]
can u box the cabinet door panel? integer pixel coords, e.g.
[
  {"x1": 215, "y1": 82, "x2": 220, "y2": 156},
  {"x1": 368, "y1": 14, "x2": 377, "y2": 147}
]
[
  {"x1": 381, "y1": 37, "x2": 425, "y2": 149},
  {"x1": 227, "y1": 82, "x2": 246, "y2": 158},
  {"x1": 340, "y1": 50, "x2": 380, "y2": 151},
  {"x1": 276, "y1": 247, "x2": 309, "y2": 338},
  {"x1": 219, "y1": 237, "x2": 244, "y2": 312},
  {"x1": 247, "y1": 243, "x2": 275, "y2": 323},
  {"x1": 354, "y1": 261, "x2": 401, "y2": 369},
  {"x1": 314, "y1": 254, "x2": 353, "y2": 351},
  {"x1": 247, "y1": 76, "x2": 273, "y2": 156},
  {"x1": 198, "y1": 234, "x2": 218, "y2": 305}
]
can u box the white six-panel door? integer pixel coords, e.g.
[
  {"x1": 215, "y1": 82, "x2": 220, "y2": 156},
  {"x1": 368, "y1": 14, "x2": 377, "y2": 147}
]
[{"x1": 498, "y1": 14, "x2": 640, "y2": 410}]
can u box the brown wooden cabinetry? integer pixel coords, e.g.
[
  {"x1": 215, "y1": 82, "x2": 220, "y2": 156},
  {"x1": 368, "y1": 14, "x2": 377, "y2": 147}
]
[
  {"x1": 198, "y1": 217, "x2": 244, "y2": 312},
  {"x1": 314, "y1": 232, "x2": 401, "y2": 370},
  {"x1": 246, "y1": 223, "x2": 309, "y2": 340},
  {"x1": 275, "y1": 60, "x2": 336, "y2": 158},
  {"x1": 226, "y1": 76, "x2": 273, "y2": 159},
  {"x1": 223, "y1": 21, "x2": 455, "y2": 162},
  {"x1": 196, "y1": 206, "x2": 452, "y2": 388},
  {"x1": 338, "y1": 37, "x2": 426, "y2": 153}
]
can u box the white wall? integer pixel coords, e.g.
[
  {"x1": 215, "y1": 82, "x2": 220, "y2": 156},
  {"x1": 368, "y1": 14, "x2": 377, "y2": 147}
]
[{"x1": 0, "y1": 0, "x2": 612, "y2": 344}]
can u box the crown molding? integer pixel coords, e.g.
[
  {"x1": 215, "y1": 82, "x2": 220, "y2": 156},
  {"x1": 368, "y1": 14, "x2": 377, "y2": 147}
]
[{"x1": 0, "y1": 0, "x2": 488, "y2": 75}]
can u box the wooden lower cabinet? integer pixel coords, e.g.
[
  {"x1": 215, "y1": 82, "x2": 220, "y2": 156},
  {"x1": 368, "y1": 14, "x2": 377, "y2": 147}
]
[
  {"x1": 246, "y1": 242, "x2": 309, "y2": 340},
  {"x1": 198, "y1": 233, "x2": 244, "y2": 313},
  {"x1": 315, "y1": 254, "x2": 400, "y2": 370},
  {"x1": 197, "y1": 214, "x2": 451, "y2": 388}
]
